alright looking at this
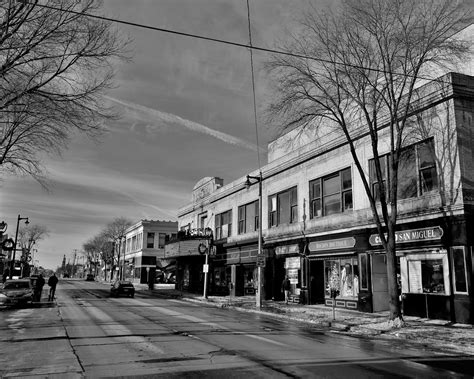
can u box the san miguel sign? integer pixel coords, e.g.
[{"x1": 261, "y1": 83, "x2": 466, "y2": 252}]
[{"x1": 369, "y1": 226, "x2": 443, "y2": 246}]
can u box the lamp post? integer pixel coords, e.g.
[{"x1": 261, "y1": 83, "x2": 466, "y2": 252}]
[
  {"x1": 10, "y1": 214, "x2": 29, "y2": 279},
  {"x1": 119, "y1": 236, "x2": 125, "y2": 280},
  {"x1": 245, "y1": 172, "x2": 263, "y2": 308}
]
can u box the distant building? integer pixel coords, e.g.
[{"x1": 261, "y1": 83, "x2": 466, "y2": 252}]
[{"x1": 123, "y1": 220, "x2": 177, "y2": 284}]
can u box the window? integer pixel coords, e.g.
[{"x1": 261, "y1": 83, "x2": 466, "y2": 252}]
[
  {"x1": 309, "y1": 168, "x2": 352, "y2": 218},
  {"x1": 146, "y1": 232, "x2": 155, "y2": 248},
  {"x1": 324, "y1": 257, "x2": 359, "y2": 298},
  {"x1": 369, "y1": 138, "x2": 438, "y2": 201},
  {"x1": 269, "y1": 187, "x2": 298, "y2": 227},
  {"x1": 238, "y1": 200, "x2": 259, "y2": 234},
  {"x1": 215, "y1": 210, "x2": 232, "y2": 240},
  {"x1": 452, "y1": 247, "x2": 468, "y2": 294},
  {"x1": 401, "y1": 253, "x2": 449, "y2": 295},
  {"x1": 158, "y1": 233, "x2": 166, "y2": 248}
]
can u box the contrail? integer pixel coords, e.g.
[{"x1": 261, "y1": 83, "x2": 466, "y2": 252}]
[{"x1": 104, "y1": 96, "x2": 262, "y2": 152}]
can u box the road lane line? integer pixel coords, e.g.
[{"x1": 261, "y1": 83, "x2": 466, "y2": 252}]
[
  {"x1": 79, "y1": 300, "x2": 165, "y2": 354},
  {"x1": 114, "y1": 298, "x2": 287, "y2": 347}
]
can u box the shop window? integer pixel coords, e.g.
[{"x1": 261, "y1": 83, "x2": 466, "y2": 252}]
[
  {"x1": 269, "y1": 186, "x2": 298, "y2": 227},
  {"x1": 215, "y1": 210, "x2": 232, "y2": 240},
  {"x1": 359, "y1": 253, "x2": 368, "y2": 290},
  {"x1": 158, "y1": 233, "x2": 166, "y2": 248},
  {"x1": 309, "y1": 168, "x2": 352, "y2": 218},
  {"x1": 146, "y1": 232, "x2": 155, "y2": 248},
  {"x1": 421, "y1": 260, "x2": 445, "y2": 293},
  {"x1": 213, "y1": 267, "x2": 227, "y2": 289},
  {"x1": 238, "y1": 200, "x2": 259, "y2": 234},
  {"x1": 452, "y1": 247, "x2": 468, "y2": 294},
  {"x1": 402, "y1": 253, "x2": 449, "y2": 295},
  {"x1": 243, "y1": 265, "x2": 257, "y2": 294},
  {"x1": 324, "y1": 257, "x2": 359, "y2": 299},
  {"x1": 369, "y1": 138, "x2": 438, "y2": 201}
]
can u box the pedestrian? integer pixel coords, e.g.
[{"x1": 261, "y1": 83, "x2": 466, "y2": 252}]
[
  {"x1": 34, "y1": 274, "x2": 45, "y2": 302},
  {"x1": 281, "y1": 276, "x2": 291, "y2": 304},
  {"x1": 48, "y1": 273, "x2": 59, "y2": 301}
]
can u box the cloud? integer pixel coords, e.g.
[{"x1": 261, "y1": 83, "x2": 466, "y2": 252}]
[{"x1": 104, "y1": 96, "x2": 262, "y2": 151}]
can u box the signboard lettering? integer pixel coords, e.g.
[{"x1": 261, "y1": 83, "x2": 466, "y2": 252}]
[
  {"x1": 309, "y1": 237, "x2": 356, "y2": 252},
  {"x1": 369, "y1": 226, "x2": 443, "y2": 246}
]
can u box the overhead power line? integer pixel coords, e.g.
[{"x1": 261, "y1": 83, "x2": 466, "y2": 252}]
[{"x1": 15, "y1": 0, "x2": 433, "y2": 80}]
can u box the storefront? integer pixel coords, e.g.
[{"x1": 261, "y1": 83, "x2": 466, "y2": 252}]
[
  {"x1": 271, "y1": 243, "x2": 302, "y2": 302},
  {"x1": 307, "y1": 234, "x2": 367, "y2": 310},
  {"x1": 367, "y1": 223, "x2": 473, "y2": 322},
  {"x1": 215, "y1": 244, "x2": 262, "y2": 297}
]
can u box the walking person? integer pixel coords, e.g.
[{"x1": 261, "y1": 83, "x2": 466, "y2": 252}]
[
  {"x1": 281, "y1": 276, "x2": 291, "y2": 304},
  {"x1": 34, "y1": 274, "x2": 45, "y2": 302},
  {"x1": 48, "y1": 273, "x2": 59, "y2": 301}
]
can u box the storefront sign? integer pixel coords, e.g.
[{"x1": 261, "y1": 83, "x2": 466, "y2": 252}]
[
  {"x1": 369, "y1": 226, "x2": 443, "y2": 246},
  {"x1": 287, "y1": 268, "x2": 298, "y2": 284},
  {"x1": 285, "y1": 256, "x2": 300, "y2": 269},
  {"x1": 309, "y1": 237, "x2": 356, "y2": 252},
  {"x1": 275, "y1": 244, "x2": 300, "y2": 256}
]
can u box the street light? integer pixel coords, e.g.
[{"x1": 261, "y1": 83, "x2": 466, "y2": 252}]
[
  {"x1": 10, "y1": 214, "x2": 29, "y2": 279},
  {"x1": 245, "y1": 172, "x2": 263, "y2": 309}
]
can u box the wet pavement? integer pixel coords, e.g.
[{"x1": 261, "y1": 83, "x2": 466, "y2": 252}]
[{"x1": 132, "y1": 284, "x2": 474, "y2": 357}]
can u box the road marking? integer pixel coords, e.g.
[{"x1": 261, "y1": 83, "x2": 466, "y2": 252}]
[
  {"x1": 79, "y1": 300, "x2": 165, "y2": 354},
  {"x1": 241, "y1": 333, "x2": 287, "y2": 347},
  {"x1": 116, "y1": 298, "x2": 286, "y2": 346}
]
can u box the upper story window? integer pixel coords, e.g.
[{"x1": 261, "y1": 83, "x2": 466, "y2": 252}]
[
  {"x1": 269, "y1": 186, "x2": 298, "y2": 227},
  {"x1": 215, "y1": 210, "x2": 232, "y2": 240},
  {"x1": 369, "y1": 138, "x2": 438, "y2": 201},
  {"x1": 146, "y1": 232, "x2": 155, "y2": 248},
  {"x1": 238, "y1": 200, "x2": 259, "y2": 234},
  {"x1": 309, "y1": 168, "x2": 352, "y2": 218},
  {"x1": 158, "y1": 233, "x2": 166, "y2": 248}
]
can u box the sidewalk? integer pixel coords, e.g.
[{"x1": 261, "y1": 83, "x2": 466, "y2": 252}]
[{"x1": 139, "y1": 286, "x2": 474, "y2": 356}]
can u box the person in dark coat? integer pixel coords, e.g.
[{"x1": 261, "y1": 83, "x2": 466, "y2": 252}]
[
  {"x1": 281, "y1": 276, "x2": 291, "y2": 304},
  {"x1": 34, "y1": 274, "x2": 45, "y2": 302},
  {"x1": 48, "y1": 273, "x2": 59, "y2": 301}
]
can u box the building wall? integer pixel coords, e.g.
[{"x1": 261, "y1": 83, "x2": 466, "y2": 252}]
[{"x1": 175, "y1": 73, "x2": 474, "y2": 322}]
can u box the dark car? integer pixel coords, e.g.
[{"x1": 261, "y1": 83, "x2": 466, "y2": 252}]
[
  {"x1": 86, "y1": 274, "x2": 95, "y2": 281},
  {"x1": 0, "y1": 279, "x2": 34, "y2": 306},
  {"x1": 110, "y1": 281, "x2": 135, "y2": 298}
]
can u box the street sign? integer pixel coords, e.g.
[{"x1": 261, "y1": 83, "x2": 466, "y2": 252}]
[
  {"x1": 203, "y1": 264, "x2": 209, "y2": 273},
  {"x1": 256, "y1": 255, "x2": 266, "y2": 267}
]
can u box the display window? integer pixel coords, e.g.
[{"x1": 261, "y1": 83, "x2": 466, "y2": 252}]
[
  {"x1": 243, "y1": 265, "x2": 257, "y2": 293},
  {"x1": 324, "y1": 257, "x2": 359, "y2": 299},
  {"x1": 213, "y1": 267, "x2": 227, "y2": 288},
  {"x1": 400, "y1": 252, "x2": 450, "y2": 295}
]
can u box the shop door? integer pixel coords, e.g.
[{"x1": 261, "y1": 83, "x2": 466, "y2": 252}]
[
  {"x1": 371, "y1": 254, "x2": 389, "y2": 312},
  {"x1": 309, "y1": 260, "x2": 325, "y2": 304}
]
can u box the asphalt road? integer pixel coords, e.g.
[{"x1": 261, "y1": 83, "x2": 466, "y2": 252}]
[{"x1": 0, "y1": 279, "x2": 471, "y2": 378}]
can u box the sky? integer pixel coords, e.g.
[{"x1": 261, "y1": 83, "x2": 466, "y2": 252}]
[{"x1": 1, "y1": 0, "x2": 323, "y2": 269}]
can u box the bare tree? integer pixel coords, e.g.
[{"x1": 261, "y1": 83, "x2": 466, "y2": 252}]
[
  {"x1": 266, "y1": 0, "x2": 472, "y2": 322},
  {"x1": 17, "y1": 223, "x2": 48, "y2": 276},
  {"x1": 83, "y1": 231, "x2": 113, "y2": 278},
  {"x1": 0, "y1": 0, "x2": 130, "y2": 184},
  {"x1": 103, "y1": 217, "x2": 132, "y2": 281}
]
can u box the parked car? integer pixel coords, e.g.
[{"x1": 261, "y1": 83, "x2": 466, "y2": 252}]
[
  {"x1": 110, "y1": 281, "x2": 135, "y2": 298},
  {"x1": 0, "y1": 279, "x2": 34, "y2": 306},
  {"x1": 86, "y1": 274, "x2": 95, "y2": 281}
]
